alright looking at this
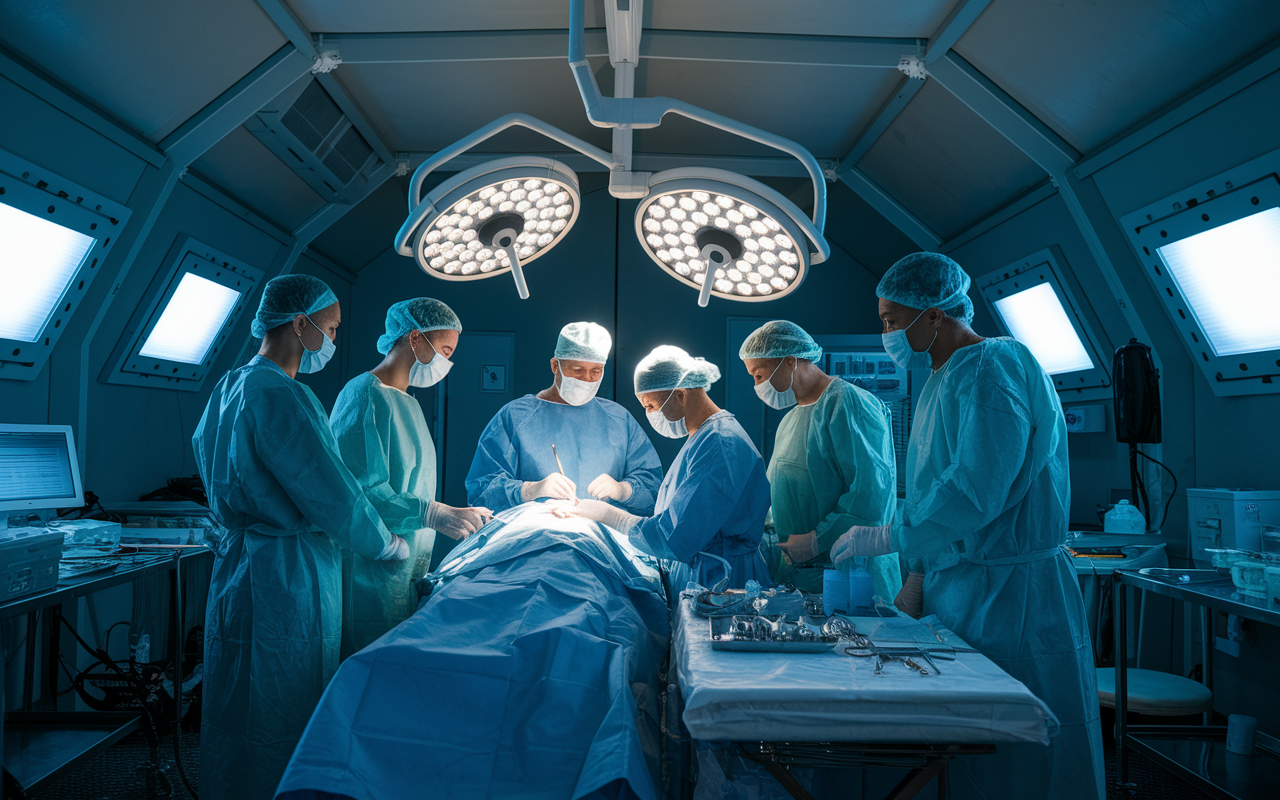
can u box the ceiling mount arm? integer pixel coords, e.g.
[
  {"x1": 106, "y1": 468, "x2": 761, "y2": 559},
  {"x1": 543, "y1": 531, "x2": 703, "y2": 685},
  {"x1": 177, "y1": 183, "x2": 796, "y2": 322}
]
[{"x1": 406, "y1": 113, "x2": 619, "y2": 211}]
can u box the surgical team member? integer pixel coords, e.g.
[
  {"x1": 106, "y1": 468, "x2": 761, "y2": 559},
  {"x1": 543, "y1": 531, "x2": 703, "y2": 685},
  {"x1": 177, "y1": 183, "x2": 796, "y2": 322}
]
[
  {"x1": 192, "y1": 275, "x2": 408, "y2": 800},
  {"x1": 575, "y1": 346, "x2": 771, "y2": 590},
  {"x1": 330, "y1": 298, "x2": 493, "y2": 657},
  {"x1": 466, "y1": 322, "x2": 662, "y2": 514},
  {"x1": 830, "y1": 252, "x2": 1105, "y2": 799},
  {"x1": 740, "y1": 321, "x2": 902, "y2": 601}
]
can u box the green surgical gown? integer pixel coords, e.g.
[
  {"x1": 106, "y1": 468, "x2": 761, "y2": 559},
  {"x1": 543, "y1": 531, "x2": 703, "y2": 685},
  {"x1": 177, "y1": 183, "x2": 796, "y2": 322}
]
[
  {"x1": 330, "y1": 373, "x2": 438, "y2": 657},
  {"x1": 766, "y1": 378, "x2": 902, "y2": 600}
]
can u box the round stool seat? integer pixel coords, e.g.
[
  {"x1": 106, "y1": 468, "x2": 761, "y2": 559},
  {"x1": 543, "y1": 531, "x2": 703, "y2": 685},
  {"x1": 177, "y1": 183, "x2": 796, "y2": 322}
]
[{"x1": 1096, "y1": 667, "x2": 1213, "y2": 716}]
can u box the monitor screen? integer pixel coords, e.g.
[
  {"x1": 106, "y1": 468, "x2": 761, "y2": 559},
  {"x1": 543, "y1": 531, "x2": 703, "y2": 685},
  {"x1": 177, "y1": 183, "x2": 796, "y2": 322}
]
[{"x1": 0, "y1": 426, "x2": 81, "y2": 510}]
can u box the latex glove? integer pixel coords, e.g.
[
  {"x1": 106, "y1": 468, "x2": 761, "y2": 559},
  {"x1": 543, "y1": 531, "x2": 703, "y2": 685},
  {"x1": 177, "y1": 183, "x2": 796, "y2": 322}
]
[
  {"x1": 522, "y1": 473, "x2": 577, "y2": 503},
  {"x1": 587, "y1": 474, "x2": 633, "y2": 503},
  {"x1": 375, "y1": 535, "x2": 410, "y2": 562},
  {"x1": 830, "y1": 524, "x2": 894, "y2": 565},
  {"x1": 572, "y1": 499, "x2": 640, "y2": 534},
  {"x1": 777, "y1": 531, "x2": 819, "y2": 564},
  {"x1": 424, "y1": 500, "x2": 493, "y2": 541},
  {"x1": 895, "y1": 572, "x2": 925, "y2": 619}
]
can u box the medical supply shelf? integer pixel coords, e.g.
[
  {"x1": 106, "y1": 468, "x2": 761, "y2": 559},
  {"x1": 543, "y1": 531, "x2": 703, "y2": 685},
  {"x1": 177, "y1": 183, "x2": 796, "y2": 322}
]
[
  {"x1": 1114, "y1": 568, "x2": 1280, "y2": 800},
  {"x1": 0, "y1": 547, "x2": 211, "y2": 798}
]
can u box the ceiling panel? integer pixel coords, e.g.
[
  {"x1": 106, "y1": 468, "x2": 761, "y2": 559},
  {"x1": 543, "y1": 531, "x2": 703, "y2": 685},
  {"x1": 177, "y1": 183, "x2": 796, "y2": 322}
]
[
  {"x1": 330, "y1": 60, "x2": 613, "y2": 153},
  {"x1": 191, "y1": 126, "x2": 327, "y2": 232},
  {"x1": 0, "y1": 0, "x2": 286, "y2": 142},
  {"x1": 858, "y1": 80, "x2": 1045, "y2": 239},
  {"x1": 310, "y1": 178, "x2": 409, "y2": 271},
  {"x1": 955, "y1": 0, "x2": 1280, "y2": 153},
  {"x1": 292, "y1": 0, "x2": 958, "y2": 37}
]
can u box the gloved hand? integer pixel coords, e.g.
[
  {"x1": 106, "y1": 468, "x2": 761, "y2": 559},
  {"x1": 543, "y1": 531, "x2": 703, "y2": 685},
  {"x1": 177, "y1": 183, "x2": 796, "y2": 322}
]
[
  {"x1": 830, "y1": 524, "x2": 894, "y2": 564},
  {"x1": 894, "y1": 572, "x2": 925, "y2": 619},
  {"x1": 424, "y1": 501, "x2": 493, "y2": 541},
  {"x1": 375, "y1": 535, "x2": 411, "y2": 562},
  {"x1": 572, "y1": 499, "x2": 640, "y2": 534},
  {"x1": 777, "y1": 530, "x2": 819, "y2": 564},
  {"x1": 587, "y1": 474, "x2": 633, "y2": 503},
  {"x1": 522, "y1": 473, "x2": 577, "y2": 502}
]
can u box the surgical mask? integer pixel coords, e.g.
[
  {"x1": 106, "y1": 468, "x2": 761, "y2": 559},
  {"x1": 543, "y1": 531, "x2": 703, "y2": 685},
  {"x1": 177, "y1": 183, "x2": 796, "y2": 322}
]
[
  {"x1": 408, "y1": 335, "x2": 452, "y2": 388},
  {"x1": 881, "y1": 309, "x2": 936, "y2": 371},
  {"x1": 297, "y1": 315, "x2": 335, "y2": 374},
  {"x1": 754, "y1": 360, "x2": 796, "y2": 410},
  {"x1": 646, "y1": 391, "x2": 688, "y2": 439},
  {"x1": 557, "y1": 370, "x2": 601, "y2": 406}
]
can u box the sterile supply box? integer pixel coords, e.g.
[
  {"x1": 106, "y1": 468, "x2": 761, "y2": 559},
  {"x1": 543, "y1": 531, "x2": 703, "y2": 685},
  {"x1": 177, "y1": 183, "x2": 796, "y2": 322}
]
[
  {"x1": 0, "y1": 527, "x2": 66, "y2": 599},
  {"x1": 1188, "y1": 488, "x2": 1280, "y2": 567}
]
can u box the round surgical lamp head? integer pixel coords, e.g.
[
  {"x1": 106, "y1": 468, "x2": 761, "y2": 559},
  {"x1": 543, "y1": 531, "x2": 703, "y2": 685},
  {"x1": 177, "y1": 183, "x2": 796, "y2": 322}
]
[
  {"x1": 634, "y1": 168, "x2": 819, "y2": 305},
  {"x1": 400, "y1": 156, "x2": 581, "y2": 299}
]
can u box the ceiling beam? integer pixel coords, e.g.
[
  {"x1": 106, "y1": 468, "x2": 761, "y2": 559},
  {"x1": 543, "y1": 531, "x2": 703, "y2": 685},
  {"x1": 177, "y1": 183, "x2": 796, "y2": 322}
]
[
  {"x1": 1074, "y1": 37, "x2": 1280, "y2": 179},
  {"x1": 927, "y1": 50, "x2": 1080, "y2": 174},
  {"x1": 397, "y1": 150, "x2": 829, "y2": 178},
  {"x1": 291, "y1": 161, "x2": 397, "y2": 245},
  {"x1": 323, "y1": 29, "x2": 918, "y2": 69},
  {"x1": 923, "y1": 0, "x2": 995, "y2": 64},
  {"x1": 160, "y1": 45, "x2": 313, "y2": 167},
  {"x1": 836, "y1": 166, "x2": 942, "y2": 251},
  {"x1": 938, "y1": 178, "x2": 1056, "y2": 253},
  {"x1": 836, "y1": 75, "x2": 925, "y2": 169},
  {"x1": 254, "y1": 0, "x2": 396, "y2": 165}
]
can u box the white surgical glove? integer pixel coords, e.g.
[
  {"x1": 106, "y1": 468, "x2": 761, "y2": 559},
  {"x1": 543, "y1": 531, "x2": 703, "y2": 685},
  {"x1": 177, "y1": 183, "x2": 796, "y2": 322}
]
[
  {"x1": 894, "y1": 571, "x2": 925, "y2": 619},
  {"x1": 587, "y1": 474, "x2": 633, "y2": 503},
  {"x1": 375, "y1": 535, "x2": 411, "y2": 562},
  {"x1": 522, "y1": 473, "x2": 577, "y2": 502},
  {"x1": 573, "y1": 499, "x2": 640, "y2": 534},
  {"x1": 830, "y1": 524, "x2": 894, "y2": 565},
  {"x1": 424, "y1": 501, "x2": 494, "y2": 541}
]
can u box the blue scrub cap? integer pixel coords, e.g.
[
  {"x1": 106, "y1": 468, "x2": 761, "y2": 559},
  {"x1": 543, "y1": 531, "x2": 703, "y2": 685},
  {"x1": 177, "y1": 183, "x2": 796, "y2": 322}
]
[
  {"x1": 252, "y1": 275, "x2": 338, "y2": 338},
  {"x1": 554, "y1": 322, "x2": 611, "y2": 363},
  {"x1": 634, "y1": 345, "x2": 722, "y2": 394},
  {"x1": 738, "y1": 320, "x2": 823, "y2": 363},
  {"x1": 376, "y1": 298, "x2": 462, "y2": 354},
  {"x1": 877, "y1": 252, "x2": 974, "y2": 323}
]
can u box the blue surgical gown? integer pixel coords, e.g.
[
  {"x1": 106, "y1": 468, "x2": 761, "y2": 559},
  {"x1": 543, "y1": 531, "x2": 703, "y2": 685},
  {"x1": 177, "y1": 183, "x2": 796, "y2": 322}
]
[
  {"x1": 192, "y1": 356, "x2": 394, "y2": 800},
  {"x1": 896, "y1": 338, "x2": 1104, "y2": 799},
  {"x1": 330, "y1": 373, "x2": 438, "y2": 658},
  {"x1": 766, "y1": 379, "x2": 902, "y2": 600},
  {"x1": 465, "y1": 395, "x2": 662, "y2": 514},
  {"x1": 630, "y1": 411, "x2": 771, "y2": 590}
]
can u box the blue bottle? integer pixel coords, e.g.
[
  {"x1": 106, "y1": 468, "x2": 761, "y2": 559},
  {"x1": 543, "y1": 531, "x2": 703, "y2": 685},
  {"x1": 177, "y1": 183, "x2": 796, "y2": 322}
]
[{"x1": 848, "y1": 558, "x2": 875, "y2": 611}]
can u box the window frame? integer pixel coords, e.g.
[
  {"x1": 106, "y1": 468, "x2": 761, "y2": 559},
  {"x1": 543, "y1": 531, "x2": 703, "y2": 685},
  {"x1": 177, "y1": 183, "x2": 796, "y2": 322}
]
[{"x1": 0, "y1": 150, "x2": 131, "y2": 381}]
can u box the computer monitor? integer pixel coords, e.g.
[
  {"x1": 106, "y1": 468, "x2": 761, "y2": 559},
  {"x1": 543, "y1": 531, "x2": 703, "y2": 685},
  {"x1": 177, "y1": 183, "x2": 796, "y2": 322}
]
[{"x1": 0, "y1": 423, "x2": 83, "y2": 513}]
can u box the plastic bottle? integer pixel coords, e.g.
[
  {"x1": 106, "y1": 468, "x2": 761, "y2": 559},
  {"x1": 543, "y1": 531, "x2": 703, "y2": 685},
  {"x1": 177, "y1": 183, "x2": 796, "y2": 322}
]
[
  {"x1": 1104, "y1": 499, "x2": 1146, "y2": 534},
  {"x1": 823, "y1": 569, "x2": 848, "y2": 615},
  {"x1": 848, "y1": 557, "x2": 875, "y2": 610}
]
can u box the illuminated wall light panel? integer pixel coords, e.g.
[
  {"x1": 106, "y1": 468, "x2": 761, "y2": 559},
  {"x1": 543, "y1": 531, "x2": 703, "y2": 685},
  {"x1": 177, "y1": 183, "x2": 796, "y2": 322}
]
[
  {"x1": 102, "y1": 235, "x2": 263, "y2": 392},
  {"x1": 978, "y1": 248, "x2": 1111, "y2": 399},
  {"x1": 1120, "y1": 148, "x2": 1280, "y2": 397},
  {"x1": 0, "y1": 149, "x2": 132, "y2": 381}
]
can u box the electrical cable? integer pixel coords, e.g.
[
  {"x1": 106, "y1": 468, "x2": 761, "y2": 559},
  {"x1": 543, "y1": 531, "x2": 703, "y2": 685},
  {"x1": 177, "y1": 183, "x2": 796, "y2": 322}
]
[{"x1": 1136, "y1": 449, "x2": 1179, "y2": 532}]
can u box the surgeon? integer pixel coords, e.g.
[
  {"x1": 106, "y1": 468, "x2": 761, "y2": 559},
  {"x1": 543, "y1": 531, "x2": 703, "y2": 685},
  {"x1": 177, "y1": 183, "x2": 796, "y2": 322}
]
[
  {"x1": 739, "y1": 320, "x2": 902, "y2": 602},
  {"x1": 192, "y1": 274, "x2": 409, "y2": 800},
  {"x1": 574, "y1": 346, "x2": 771, "y2": 590},
  {"x1": 466, "y1": 321, "x2": 662, "y2": 514},
  {"x1": 829, "y1": 252, "x2": 1105, "y2": 799},
  {"x1": 330, "y1": 298, "x2": 493, "y2": 658}
]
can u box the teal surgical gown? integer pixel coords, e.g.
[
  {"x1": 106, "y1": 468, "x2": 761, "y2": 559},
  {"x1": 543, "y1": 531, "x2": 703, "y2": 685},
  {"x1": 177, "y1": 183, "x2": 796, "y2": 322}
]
[
  {"x1": 897, "y1": 338, "x2": 1104, "y2": 799},
  {"x1": 465, "y1": 395, "x2": 662, "y2": 514},
  {"x1": 191, "y1": 356, "x2": 394, "y2": 800},
  {"x1": 631, "y1": 411, "x2": 771, "y2": 590},
  {"x1": 330, "y1": 373, "x2": 438, "y2": 658},
  {"x1": 767, "y1": 379, "x2": 902, "y2": 599}
]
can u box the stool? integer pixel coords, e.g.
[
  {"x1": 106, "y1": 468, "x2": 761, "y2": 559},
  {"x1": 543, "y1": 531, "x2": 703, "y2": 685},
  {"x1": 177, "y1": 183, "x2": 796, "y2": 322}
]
[{"x1": 1096, "y1": 667, "x2": 1214, "y2": 716}]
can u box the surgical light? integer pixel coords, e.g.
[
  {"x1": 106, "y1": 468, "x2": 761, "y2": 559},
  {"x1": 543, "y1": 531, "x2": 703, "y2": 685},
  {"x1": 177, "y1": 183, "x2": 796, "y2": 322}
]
[
  {"x1": 138, "y1": 273, "x2": 242, "y2": 365},
  {"x1": 0, "y1": 201, "x2": 94, "y2": 342},
  {"x1": 993, "y1": 283, "x2": 1094, "y2": 375},
  {"x1": 635, "y1": 169, "x2": 817, "y2": 305},
  {"x1": 398, "y1": 156, "x2": 580, "y2": 299},
  {"x1": 1156, "y1": 206, "x2": 1280, "y2": 357}
]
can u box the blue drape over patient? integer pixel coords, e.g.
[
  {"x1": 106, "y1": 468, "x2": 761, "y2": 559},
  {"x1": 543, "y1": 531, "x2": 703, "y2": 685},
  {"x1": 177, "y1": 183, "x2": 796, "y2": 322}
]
[{"x1": 276, "y1": 503, "x2": 669, "y2": 800}]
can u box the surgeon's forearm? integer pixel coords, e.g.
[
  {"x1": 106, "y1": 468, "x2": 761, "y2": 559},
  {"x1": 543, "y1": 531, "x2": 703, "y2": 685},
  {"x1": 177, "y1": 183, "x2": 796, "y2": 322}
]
[{"x1": 366, "y1": 485, "x2": 429, "y2": 532}]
